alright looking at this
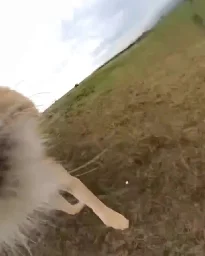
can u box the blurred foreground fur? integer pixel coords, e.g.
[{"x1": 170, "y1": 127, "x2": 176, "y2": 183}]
[{"x1": 0, "y1": 86, "x2": 129, "y2": 254}]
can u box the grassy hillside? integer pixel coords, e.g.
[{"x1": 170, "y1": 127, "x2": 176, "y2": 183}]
[{"x1": 37, "y1": 0, "x2": 205, "y2": 255}]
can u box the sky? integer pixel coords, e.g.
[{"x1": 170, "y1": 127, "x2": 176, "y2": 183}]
[{"x1": 0, "y1": 0, "x2": 181, "y2": 111}]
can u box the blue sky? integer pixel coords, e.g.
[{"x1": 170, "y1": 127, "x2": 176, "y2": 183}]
[{"x1": 0, "y1": 0, "x2": 181, "y2": 111}]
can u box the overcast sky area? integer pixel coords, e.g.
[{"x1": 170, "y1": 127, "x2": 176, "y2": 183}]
[{"x1": 0, "y1": 0, "x2": 182, "y2": 111}]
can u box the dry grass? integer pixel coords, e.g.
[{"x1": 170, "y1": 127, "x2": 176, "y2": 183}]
[{"x1": 28, "y1": 1, "x2": 205, "y2": 255}]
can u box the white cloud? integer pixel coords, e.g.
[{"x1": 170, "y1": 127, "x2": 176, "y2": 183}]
[{"x1": 0, "y1": 0, "x2": 87, "y2": 110}]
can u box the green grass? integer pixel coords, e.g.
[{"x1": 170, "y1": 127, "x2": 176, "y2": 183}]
[{"x1": 37, "y1": 1, "x2": 205, "y2": 255}]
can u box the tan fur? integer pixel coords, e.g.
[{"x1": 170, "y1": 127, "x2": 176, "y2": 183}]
[{"x1": 0, "y1": 86, "x2": 129, "y2": 252}]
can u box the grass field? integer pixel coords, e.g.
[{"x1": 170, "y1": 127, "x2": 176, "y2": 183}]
[{"x1": 32, "y1": 1, "x2": 205, "y2": 255}]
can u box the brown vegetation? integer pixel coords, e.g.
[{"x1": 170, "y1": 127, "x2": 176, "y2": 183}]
[{"x1": 29, "y1": 1, "x2": 205, "y2": 255}]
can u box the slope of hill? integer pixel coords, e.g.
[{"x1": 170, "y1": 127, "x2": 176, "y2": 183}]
[{"x1": 38, "y1": 0, "x2": 205, "y2": 255}]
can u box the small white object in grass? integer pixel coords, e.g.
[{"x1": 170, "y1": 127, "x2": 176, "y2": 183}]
[{"x1": 125, "y1": 181, "x2": 129, "y2": 185}]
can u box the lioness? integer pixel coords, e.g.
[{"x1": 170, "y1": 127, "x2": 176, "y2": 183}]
[{"x1": 0, "y1": 86, "x2": 129, "y2": 252}]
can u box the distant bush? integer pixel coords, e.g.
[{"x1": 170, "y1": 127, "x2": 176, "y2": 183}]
[
  {"x1": 192, "y1": 14, "x2": 205, "y2": 27},
  {"x1": 75, "y1": 83, "x2": 79, "y2": 88}
]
